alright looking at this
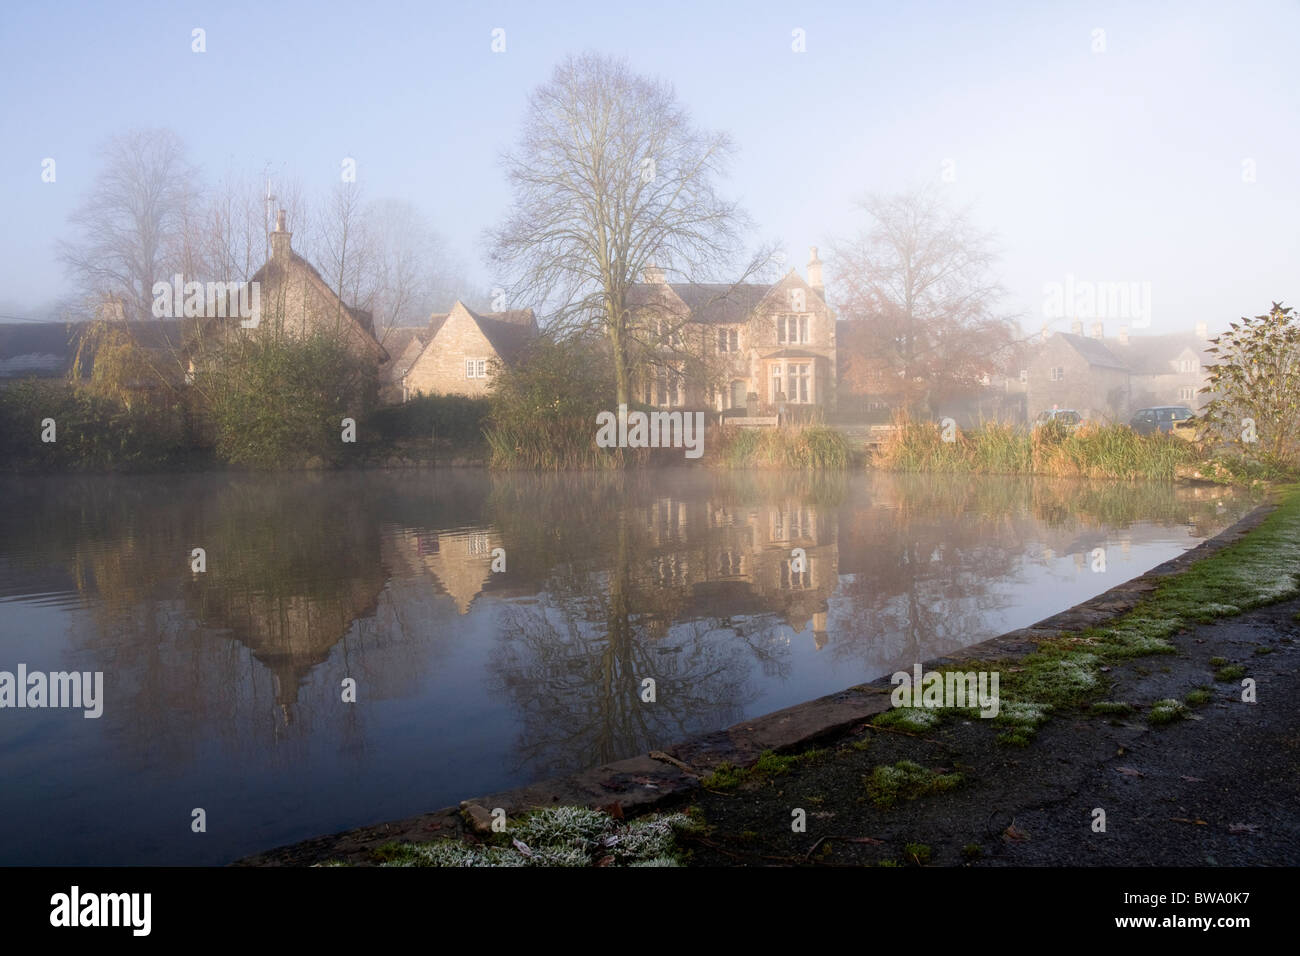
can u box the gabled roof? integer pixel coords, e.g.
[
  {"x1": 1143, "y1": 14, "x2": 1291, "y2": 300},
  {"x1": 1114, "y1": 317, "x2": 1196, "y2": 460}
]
[
  {"x1": 408, "y1": 303, "x2": 538, "y2": 370},
  {"x1": 628, "y1": 269, "x2": 828, "y2": 325},
  {"x1": 1107, "y1": 333, "x2": 1212, "y2": 375},
  {"x1": 1056, "y1": 332, "x2": 1129, "y2": 371},
  {"x1": 235, "y1": 250, "x2": 389, "y2": 362}
]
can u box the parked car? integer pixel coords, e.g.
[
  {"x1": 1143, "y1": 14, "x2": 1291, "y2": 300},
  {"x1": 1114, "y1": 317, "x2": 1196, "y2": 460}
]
[
  {"x1": 1129, "y1": 405, "x2": 1195, "y2": 436},
  {"x1": 1033, "y1": 408, "x2": 1083, "y2": 429}
]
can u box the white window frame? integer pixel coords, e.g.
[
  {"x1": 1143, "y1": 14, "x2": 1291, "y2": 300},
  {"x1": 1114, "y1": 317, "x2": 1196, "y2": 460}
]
[
  {"x1": 1050, "y1": 366, "x2": 1065, "y2": 382},
  {"x1": 466, "y1": 358, "x2": 487, "y2": 379}
]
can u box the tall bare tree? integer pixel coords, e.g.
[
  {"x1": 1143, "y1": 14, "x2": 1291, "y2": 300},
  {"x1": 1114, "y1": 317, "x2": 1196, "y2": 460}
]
[
  {"x1": 58, "y1": 128, "x2": 201, "y2": 323},
  {"x1": 832, "y1": 188, "x2": 1013, "y2": 417},
  {"x1": 318, "y1": 180, "x2": 372, "y2": 336},
  {"x1": 487, "y1": 53, "x2": 762, "y2": 406}
]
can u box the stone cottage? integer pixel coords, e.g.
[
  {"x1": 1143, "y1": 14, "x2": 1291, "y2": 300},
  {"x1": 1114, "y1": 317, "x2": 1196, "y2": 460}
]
[
  {"x1": 627, "y1": 248, "x2": 837, "y2": 418},
  {"x1": 401, "y1": 301, "x2": 537, "y2": 400},
  {"x1": 198, "y1": 210, "x2": 388, "y2": 370}
]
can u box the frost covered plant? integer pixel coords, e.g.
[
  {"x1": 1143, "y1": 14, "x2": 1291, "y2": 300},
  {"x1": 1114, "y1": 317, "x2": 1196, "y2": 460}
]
[{"x1": 376, "y1": 807, "x2": 693, "y2": 868}]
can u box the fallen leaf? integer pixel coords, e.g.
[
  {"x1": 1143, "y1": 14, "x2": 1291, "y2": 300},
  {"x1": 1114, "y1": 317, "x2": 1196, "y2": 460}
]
[
  {"x1": 512, "y1": 838, "x2": 533, "y2": 857},
  {"x1": 1228, "y1": 823, "x2": 1260, "y2": 834},
  {"x1": 1180, "y1": 776, "x2": 1205, "y2": 783},
  {"x1": 1170, "y1": 817, "x2": 1208, "y2": 825},
  {"x1": 1003, "y1": 824, "x2": 1030, "y2": 842},
  {"x1": 1116, "y1": 766, "x2": 1145, "y2": 777}
]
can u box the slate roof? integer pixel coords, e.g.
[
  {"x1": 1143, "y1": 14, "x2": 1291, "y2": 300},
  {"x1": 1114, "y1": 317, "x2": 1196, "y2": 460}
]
[
  {"x1": 1057, "y1": 332, "x2": 1129, "y2": 371},
  {"x1": 628, "y1": 282, "x2": 772, "y2": 325},
  {"x1": 1107, "y1": 333, "x2": 1211, "y2": 375},
  {"x1": 463, "y1": 306, "x2": 537, "y2": 364},
  {"x1": 0, "y1": 322, "x2": 81, "y2": 378}
]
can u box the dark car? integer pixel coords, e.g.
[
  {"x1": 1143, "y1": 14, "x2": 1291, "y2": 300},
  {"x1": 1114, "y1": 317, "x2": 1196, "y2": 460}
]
[{"x1": 1129, "y1": 405, "x2": 1195, "y2": 436}]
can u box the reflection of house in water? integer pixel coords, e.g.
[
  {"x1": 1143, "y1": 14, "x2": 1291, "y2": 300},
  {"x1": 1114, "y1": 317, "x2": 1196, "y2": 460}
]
[
  {"x1": 383, "y1": 526, "x2": 505, "y2": 615},
  {"x1": 193, "y1": 571, "x2": 387, "y2": 721},
  {"x1": 634, "y1": 496, "x2": 838, "y2": 650}
]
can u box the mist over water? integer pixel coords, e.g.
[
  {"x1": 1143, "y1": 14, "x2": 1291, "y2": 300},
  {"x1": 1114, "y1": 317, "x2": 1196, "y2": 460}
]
[{"x1": 0, "y1": 469, "x2": 1254, "y2": 864}]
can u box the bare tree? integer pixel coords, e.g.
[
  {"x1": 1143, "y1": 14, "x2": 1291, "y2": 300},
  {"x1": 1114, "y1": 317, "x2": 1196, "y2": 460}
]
[
  {"x1": 832, "y1": 188, "x2": 1013, "y2": 417},
  {"x1": 58, "y1": 128, "x2": 201, "y2": 323},
  {"x1": 317, "y1": 180, "x2": 372, "y2": 335},
  {"x1": 487, "y1": 52, "x2": 763, "y2": 406},
  {"x1": 362, "y1": 198, "x2": 461, "y2": 334}
]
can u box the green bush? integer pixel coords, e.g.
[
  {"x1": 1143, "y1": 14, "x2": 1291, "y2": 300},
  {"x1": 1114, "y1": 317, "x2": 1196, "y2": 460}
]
[
  {"x1": 192, "y1": 331, "x2": 376, "y2": 469},
  {"x1": 0, "y1": 379, "x2": 192, "y2": 472},
  {"x1": 366, "y1": 393, "x2": 490, "y2": 445}
]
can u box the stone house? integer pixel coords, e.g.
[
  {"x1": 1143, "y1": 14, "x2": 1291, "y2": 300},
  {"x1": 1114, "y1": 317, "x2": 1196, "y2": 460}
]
[
  {"x1": 200, "y1": 210, "x2": 388, "y2": 368},
  {"x1": 1020, "y1": 323, "x2": 1215, "y2": 421},
  {"x1": 401, "y1": 301, "x2": 537, "y2": 400},
  {"x1": 1024, "y1": 331, "x2": 1131, "y2": 421},
  {"x1": 626, "y1": 248, "x2": 837, "y2": 418},
  {"x1": 1109, "y1": 325, "x2": 1215, "y2": 411}
]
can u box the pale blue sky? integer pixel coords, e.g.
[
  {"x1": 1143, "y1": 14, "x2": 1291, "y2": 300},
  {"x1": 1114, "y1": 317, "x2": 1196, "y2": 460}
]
[{"x1": 2, "y1": 0, "x2": 1297, "y2": 334}]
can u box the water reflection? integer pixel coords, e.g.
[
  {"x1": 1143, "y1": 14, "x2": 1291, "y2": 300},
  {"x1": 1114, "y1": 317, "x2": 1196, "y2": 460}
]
[{"x1": 0, "y1": 470, "x2": 1253, "y2": 863}]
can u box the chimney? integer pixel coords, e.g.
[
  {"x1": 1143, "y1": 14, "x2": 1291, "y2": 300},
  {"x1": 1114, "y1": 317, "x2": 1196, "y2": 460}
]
[
  {"x1": 807, "y1": 246, "x2": 824, "y2": 297},
  {"x1": 1091, "y1": 321, "x2": 1103, "y2": 339},
  {"x1": 1070, "y1": 320, "x2": 1083, "y2": 335},
  {"x1": 1195, "y1": 321, "x2": 1208, "y2": 340},
  {"x1": 270, "y1": 208, "x2": 291, "y2": 262},
  {"x1": 1040, "y1": 323, "x2": 1049, "y2": 343},
  {"x1": 642, "y1": 263, "x2": 666, "y2": 284},
  {"x1": 1118, "y1": 325, "x2": 1129, "y2": 345}
]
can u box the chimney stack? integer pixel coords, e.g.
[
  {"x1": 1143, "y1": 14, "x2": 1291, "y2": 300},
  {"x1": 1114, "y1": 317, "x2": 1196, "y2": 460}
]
[
  {"x1": 807, "y1": 246, "x2": 824, "y2": 298},
  {"x1": 1040, "y1": 323, "x2": 1049, "y2": 343},
  {"x1": 642, "y1": 263, "x2": 666, "y2": 284},
  {"x1": 1118, "y1": 325, "x2": 1129, "y2": 345},
  {"x1": 270, "y1": 208, "x2": 292, "y2": 262},
  {"x1": 1070, "y1": 320, "x2": 1083, "y2": 335},
  {"x1": 1195, "y1": 321, "x2": 1208, "y2": 340},
  {"x1": 1091, "y1": 321, "x2": 1103, "y2": 339}
]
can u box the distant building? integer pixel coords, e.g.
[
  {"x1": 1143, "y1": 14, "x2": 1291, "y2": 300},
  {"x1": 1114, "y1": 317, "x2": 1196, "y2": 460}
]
[
  {"x1": 401, "y1": 301, "x2": 537, "y2": 400},
  {"x1": 1022, "y1": 323, "x2": 1215, "y2": 421},
  {"x1": 627, "y1": 248, "x2": 837, "y2": 418}
]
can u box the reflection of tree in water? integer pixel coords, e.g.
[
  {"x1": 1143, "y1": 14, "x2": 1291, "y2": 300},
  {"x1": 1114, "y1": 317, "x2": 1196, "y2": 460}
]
[{"x1": 486, "y1": 476, "x2": 811, "y2": 777}]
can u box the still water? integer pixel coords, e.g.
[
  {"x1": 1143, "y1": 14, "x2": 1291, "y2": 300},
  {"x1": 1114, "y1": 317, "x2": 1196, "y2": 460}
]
[{"x1": 0, "y1": 469, "x2": 1252, "y2": 864}]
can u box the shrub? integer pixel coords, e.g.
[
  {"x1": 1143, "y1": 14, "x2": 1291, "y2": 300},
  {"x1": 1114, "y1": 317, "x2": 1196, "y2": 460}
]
[{"x1": 191, "y1": 331, "x2": 376, "y2": 468}]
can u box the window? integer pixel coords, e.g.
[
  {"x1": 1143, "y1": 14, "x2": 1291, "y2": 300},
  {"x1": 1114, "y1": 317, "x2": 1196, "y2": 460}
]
[
  {"x1": 1019, "y1": 369, "x2": 1028, "y2": 384},
  {"x1": 1049, "y1": 366, "x2": 1065, "y2": 382},
  {"x1": 777, "y1": 314, "x2": 809, "y2": 345},
  {"x1": 772, "y1": 362, "x2": 811, "y2": 403},
  {"x1": 1178, "y1": 359, "x2": 1197, "y2": 373},
  {"x1": 788, "y1": 363, "x2": 811, "y2": 403},
  {"x1": 718, "y1": 328, "x2": 739, "y2": 353},
  {"x1": 658, "y1": 320, "x2": 681, "y2": 348},
  {"x1": 466, "y1": 358, "x2": 487, "y2": 379},
  {"x1": 1179, "y1": 386, "x2": 1195, "y2": 402}
]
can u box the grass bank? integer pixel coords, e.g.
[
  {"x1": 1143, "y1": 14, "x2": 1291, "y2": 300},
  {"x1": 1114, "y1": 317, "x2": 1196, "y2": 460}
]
[
  {"x1": 715, "y1": 424, "x2": 850, "y2": 470},
  {"x1": 875, "y1": 418, "x2": 1202, "y2": 480}
]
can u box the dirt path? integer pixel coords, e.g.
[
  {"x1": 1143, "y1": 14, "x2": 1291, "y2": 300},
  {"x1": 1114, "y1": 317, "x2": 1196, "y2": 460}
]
[{"x1": 682, "y1": 599, "x2": 1300, "y2": 866}]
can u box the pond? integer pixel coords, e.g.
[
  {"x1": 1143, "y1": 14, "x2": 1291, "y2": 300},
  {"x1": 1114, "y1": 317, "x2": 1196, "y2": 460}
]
[{"x1": 0, "y1": 469, "x2": 1254, "y2": 864}]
